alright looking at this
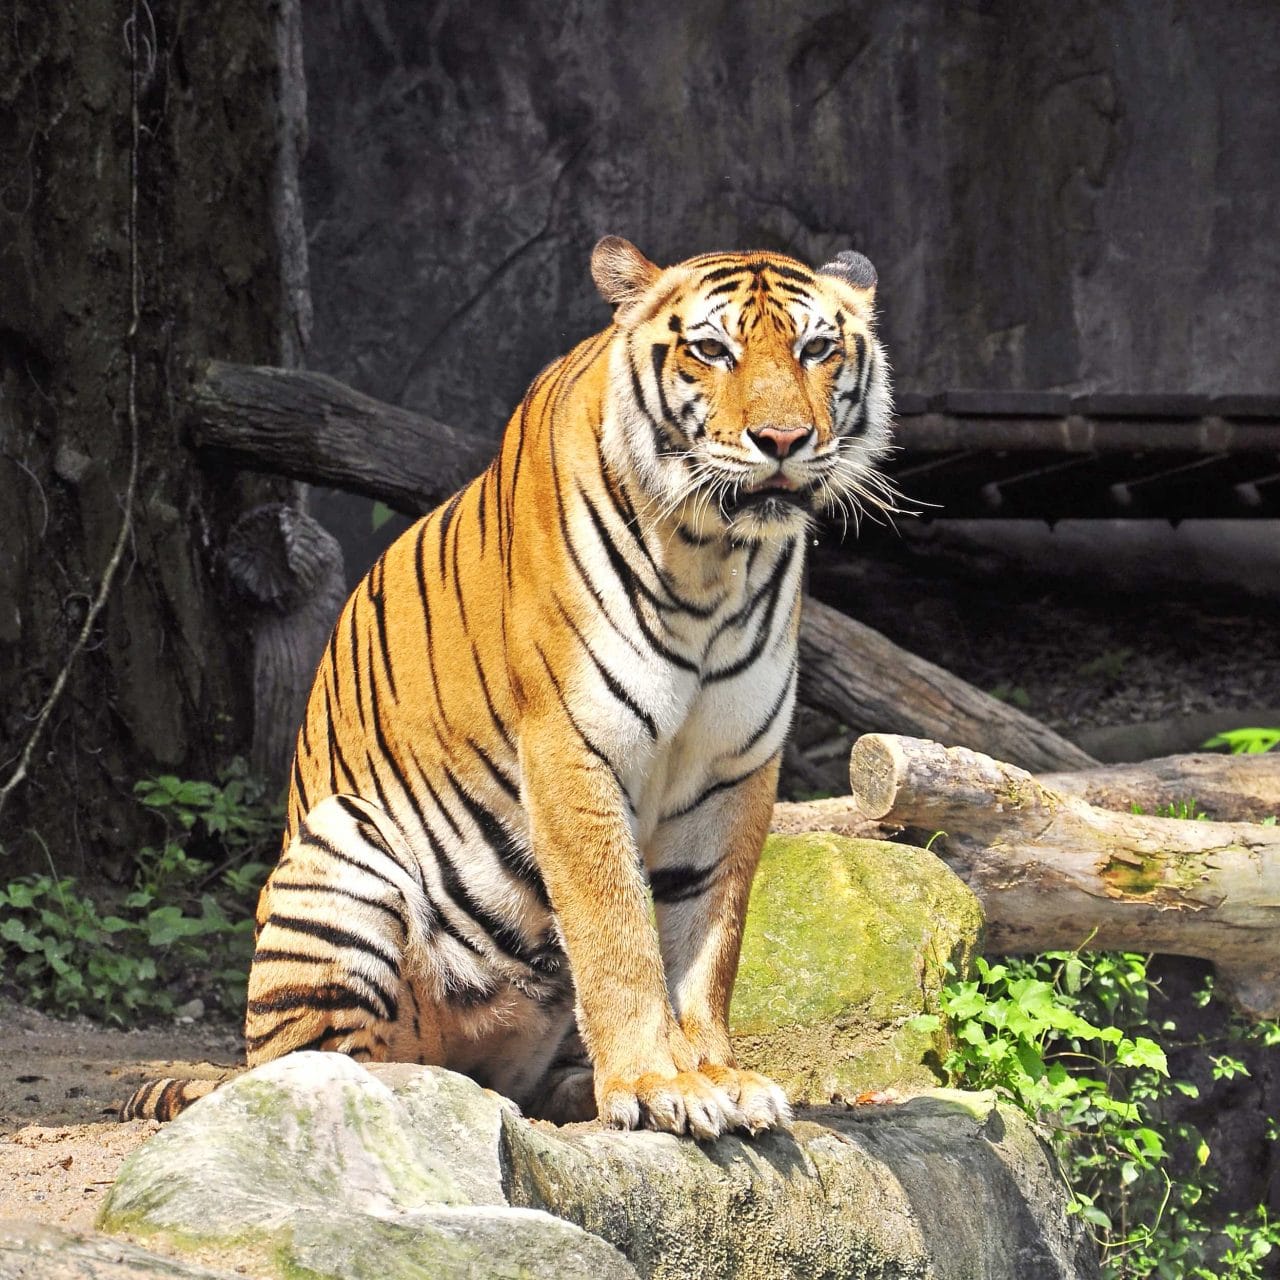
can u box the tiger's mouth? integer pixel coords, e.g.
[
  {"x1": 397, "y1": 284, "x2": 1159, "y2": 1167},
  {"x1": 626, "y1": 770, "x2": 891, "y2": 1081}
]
[{"x1": 722, "y1": 475, "x2": 815, "y2": 515}]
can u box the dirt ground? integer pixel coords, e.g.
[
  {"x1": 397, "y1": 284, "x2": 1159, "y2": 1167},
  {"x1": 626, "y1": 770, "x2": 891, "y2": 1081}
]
[{"x1": 0, "y1": 998, "x2": 240, "y2": 1232}]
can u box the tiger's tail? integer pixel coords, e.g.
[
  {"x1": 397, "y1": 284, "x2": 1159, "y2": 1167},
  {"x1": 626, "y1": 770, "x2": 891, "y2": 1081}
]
[{"x1": 118, "y1": 1075, "x2": 231, "y2": 1121}]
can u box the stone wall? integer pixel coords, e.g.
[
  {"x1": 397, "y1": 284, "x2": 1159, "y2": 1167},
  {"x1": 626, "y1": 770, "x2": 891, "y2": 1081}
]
[{"x1": 300, "y1": 0, "x2": 1280, "y2": 454}]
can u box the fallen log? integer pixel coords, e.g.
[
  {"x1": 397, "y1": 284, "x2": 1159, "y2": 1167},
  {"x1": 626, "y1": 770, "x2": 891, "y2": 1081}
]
[
  {"x1": 188, "y1": 360, "x2": 493, "y2": 513},
  {"x1": 799, "y1": 597, "x2": 1097, "y2": 773},
  {"x1": 845, "y1": 733, "x2": 1280, "y2": 1018},
  {"x1": 188, "y1": 359, "x2": 1097, "y2": 773},
  {"x1": 1040, "y1": 751, "x2": 1280, "y2": 823},
  {"x1": 773, "y1": 748, "x2": 1280, "y2": 834}
]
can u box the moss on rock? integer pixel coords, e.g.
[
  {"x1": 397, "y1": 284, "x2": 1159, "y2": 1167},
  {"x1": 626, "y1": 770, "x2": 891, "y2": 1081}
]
[{"x1": 733, "y1": 834, "x2": 985, "y2": 1100}]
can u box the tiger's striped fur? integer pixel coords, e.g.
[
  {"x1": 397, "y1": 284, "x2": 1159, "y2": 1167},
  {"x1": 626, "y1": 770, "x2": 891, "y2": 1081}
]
[{"x1": 123, "y1": 238, "x2": 895, "y2": 1137}]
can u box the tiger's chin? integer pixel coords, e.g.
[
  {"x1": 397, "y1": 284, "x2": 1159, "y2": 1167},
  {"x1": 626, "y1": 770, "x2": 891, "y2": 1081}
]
[{"x1": 719, "y1": 484, "x2": 818, "y2": 542}]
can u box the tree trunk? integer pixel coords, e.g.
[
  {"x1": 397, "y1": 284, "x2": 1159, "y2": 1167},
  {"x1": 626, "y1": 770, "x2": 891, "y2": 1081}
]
[
  {"x1": 0, "y1": 1, "x2": 308, "y2": 877},
  {"x1": 845, "y1": 734, "x2": 1280, "y2": 1018}
]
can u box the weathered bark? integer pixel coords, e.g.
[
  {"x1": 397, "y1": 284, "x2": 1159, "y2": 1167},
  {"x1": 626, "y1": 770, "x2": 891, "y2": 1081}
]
[
  {"x1": 189, "y1": 361, "x2": 493, "y2": 513},
  {"x1": 1040, "y1": 752, "x2": 1280, "y2": 822},
  {"x1": 773, "y1": 749, "x2": 1280, "y2": 834},
  {"x1": 798, "y1": 597, "x2": 1097, "y2": 773},
  {"x1": 225, "y1": 505, "x2": 346, "y2": 785},
  {"x1": 0, "y1": 2, "x2": 306, "y2": 876},
  {"x1": 846, "y1": 734, "x2": 1280, "y2": 1017},
  {"x1": 185, "y1": 360, "x2": 1098, "y2": 774}
]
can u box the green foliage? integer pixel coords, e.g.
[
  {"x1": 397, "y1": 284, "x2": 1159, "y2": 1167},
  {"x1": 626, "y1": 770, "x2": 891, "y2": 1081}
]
[
  {"x1": 919, "y1": 948, "x2": 1280, "y2": 1278},
  {"x1": 0, "y1": 759, "x2": 278, "y2": 1024},
  {"x1": 1202, "y1": 727, "x2": 1280, "y2": 755}
]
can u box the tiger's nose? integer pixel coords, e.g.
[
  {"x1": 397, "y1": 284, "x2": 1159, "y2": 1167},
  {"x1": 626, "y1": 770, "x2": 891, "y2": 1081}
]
[{"x1": 747, "y1": 425, "x2": 814, "y2": 459}]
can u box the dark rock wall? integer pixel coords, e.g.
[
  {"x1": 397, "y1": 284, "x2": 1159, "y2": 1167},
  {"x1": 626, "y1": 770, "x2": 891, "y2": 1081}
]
[{"x1": 301, "y1": 0, "x2": 1280, "y2": 450}]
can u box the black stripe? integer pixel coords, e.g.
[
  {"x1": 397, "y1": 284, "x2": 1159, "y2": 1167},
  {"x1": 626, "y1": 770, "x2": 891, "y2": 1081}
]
[
  {"x1": 257, "y1": 1024, "x2": 370, "y2": 1055},
  {"x1": 764, "y1": 263, "x2": 816, "y2": 285},
  {"x1": 477, "y1": 469, "x2": 489, "y2": 553},
  {"x1": 262, "y1": 913, "x2": 402, "y2": 975},
  {"x1": 325, "y1": 689, "x2": 360, "y2": 791},
  {"x1": 553, "y1": 592, "x2": 658, "y2": 739},
  {"x1": 291, "y1": 755, "x2": 312, "y2": 823},
  {"x1": 471, "y1": 641, "x2": 516, "y2": 750},
  {"x1": 418, "y1": 810, "x2": 552, "y2": 972},
  {"x1": 580, "y1": 487, "x2": 699, "y2": 672},
  {"x1": 296, "y1": 826, "x2": 407, "y2": 891},
  {"x1": 438, "y1": 491, "x2": 463, "y2": 581},
  {"x1": 734, "y1": 660, "x2": 797, "y2": 758},
  {"x1": 411, "y1": 756, "x2": 465, "y2": 843},
  {"x1": 469, "y1": 737, "x2": 520, "y2": 801},
  {"x1": 348, "y1": 601, "x2": 367, "y2": 730},
  {"x1": 534, "y1": 642, "x2": 628, "y2": 796},
  {"x1": 650, "y1": 342, "x2": 675, "y2": 425},
  {"x1": 270, "y1": 881, "x2": 406, "y2": 930},
  {"x1": 626, "y1": 333, "x2": 678, "y2": 457},
  {"x1": 549, "y1": 435, "x2": 647, "y2": 663},
  {"x1": 368, "y1": 571, "x2": 399, "y2": 703},
  {"x1": 703, "y1": 542, "x2": 798, "y2": 683},
  {"x1": 415, "y1": 524, "x2": 450, "y2": 731},
  {"x1": 443, "y1": 765, "x2": 550, "y2": 906},
  {"x1": 699, "y1": 265, "x2": 749, "y2": 285},
  {"x1": 649, "y1": 863, "x2": 718, "y2": 905},
  {"x1": 248, "y1": 983, "x2": 397, "y2": 1022},
  {"x1": 662, "y1": 765, "x2": 761, "y2": 822},
  {"x1": 597, "y1": 464, "x2": 720, "y2": 619}
]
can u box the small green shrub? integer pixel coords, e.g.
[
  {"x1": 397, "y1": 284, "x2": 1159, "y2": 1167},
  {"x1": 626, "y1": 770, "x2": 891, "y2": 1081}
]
[
  {"x1": 0, "y1": 759, "x2": 278, "y2": 1023},
  {"x1": 1203, "y1": 727, "x2": 1280, "y2": 755},
  {"x1": 918, "y1": 948, "x2": 1280, "y2": 1278}
]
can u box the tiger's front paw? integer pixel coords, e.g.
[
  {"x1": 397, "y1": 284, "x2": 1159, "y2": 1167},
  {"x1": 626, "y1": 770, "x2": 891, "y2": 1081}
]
[
  {"x1": 598, "y1": 1069, "x2": 745, "y2": 1140},
  {"x1": 698, "y1": 1065, "x2": 792, "y2": 1135}
]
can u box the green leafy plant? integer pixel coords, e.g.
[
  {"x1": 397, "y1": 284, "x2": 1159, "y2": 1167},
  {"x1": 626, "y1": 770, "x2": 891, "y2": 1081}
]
[
  {"x1": 1203, "y1": 727, "x2": 1280, "y2": 755},
  {"x1": 917, "y1": 947, "x2": 1280, "y2": 1278},
  {"x1": 0, "y1": 759, "x2": 278, "y2": 1023}
]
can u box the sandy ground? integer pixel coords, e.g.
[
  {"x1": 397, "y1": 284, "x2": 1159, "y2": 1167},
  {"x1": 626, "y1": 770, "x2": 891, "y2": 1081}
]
[{"x1": 0, "y1": 998, "x2": 240, "y2": 1232}]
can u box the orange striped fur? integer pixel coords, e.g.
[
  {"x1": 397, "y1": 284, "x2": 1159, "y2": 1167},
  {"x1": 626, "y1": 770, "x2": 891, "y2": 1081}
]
[{"x1": 122, "y1": 238, "x2": 895, "y2": 1137}]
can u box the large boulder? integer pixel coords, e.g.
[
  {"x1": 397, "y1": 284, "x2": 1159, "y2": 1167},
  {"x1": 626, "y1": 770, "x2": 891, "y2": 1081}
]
[
  {"x1": 734, "y1": 833, "x2": 983, "y2": 1099},
  {"x1": 100, "y1": 1052, "x2": 1097, "y2": 1279}
]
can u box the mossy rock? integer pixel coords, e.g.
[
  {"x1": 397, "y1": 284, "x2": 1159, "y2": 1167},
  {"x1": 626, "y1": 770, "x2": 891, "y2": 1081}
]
[{"x1": 732, "y1": 833, "x2": 984, "y2": 1100}]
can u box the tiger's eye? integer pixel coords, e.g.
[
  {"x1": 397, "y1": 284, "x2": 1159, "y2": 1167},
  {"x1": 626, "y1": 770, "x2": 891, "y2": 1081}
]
[
  {"x1": 802, "y1": 336, "x2": 835, "y2": 361},
  {"x1": 693, "y1": 338, "x2": 729, "y2": 362}
]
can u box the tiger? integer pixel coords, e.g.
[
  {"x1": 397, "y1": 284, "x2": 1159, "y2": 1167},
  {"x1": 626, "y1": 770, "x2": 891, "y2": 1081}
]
[{"x1": 122, "y1": 236, "x2": 894, "y2": 1139}]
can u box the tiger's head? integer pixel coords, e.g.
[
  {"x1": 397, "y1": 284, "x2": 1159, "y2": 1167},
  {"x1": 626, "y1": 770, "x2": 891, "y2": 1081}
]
[{"x1": 592, "y1": 236, "x2": 896, "y2": 543}]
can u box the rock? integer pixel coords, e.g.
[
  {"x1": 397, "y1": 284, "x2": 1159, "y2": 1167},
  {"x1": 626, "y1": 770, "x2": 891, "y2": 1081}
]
[
  {"x1": 0, "y1": 1217, "x2": 236, "y2": 1278},
  {"x1": 100, "y1": 1055, "x2": 638, "y2": 1280},
  {"x1": 733, "y1": 834, "x2": 984, "y2": 1099},
  {"x1": 99, "y1": 1052, "x2": 1097, "y2": 1279}
]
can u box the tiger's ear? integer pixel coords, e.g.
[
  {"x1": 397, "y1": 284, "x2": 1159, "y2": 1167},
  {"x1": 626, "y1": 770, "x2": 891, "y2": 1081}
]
[
  {"x1": 817, "y1": 250, "x2": 878, "y2": 309},
  {"x1": 591, "y1": 236, "x2": 662, "y2": 311}
]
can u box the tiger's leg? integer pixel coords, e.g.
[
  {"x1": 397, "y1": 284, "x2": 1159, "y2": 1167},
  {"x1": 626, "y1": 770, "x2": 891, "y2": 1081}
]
[
  {"x1": 246, "y1": 793, "x2": 437, "y2": 1068},
  {"x1": 521, "y1": 724, "x2": 744, "y2": 1139},
  {"x1": 527, "y1": 1024, "x2": 596, "y2": 1124},
  {"x1": 649, "y1": 760, "x2": 791, "y2": 1133}
]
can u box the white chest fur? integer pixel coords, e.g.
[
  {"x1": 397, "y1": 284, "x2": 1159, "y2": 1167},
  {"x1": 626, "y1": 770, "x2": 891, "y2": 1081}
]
[{"x1": 568, "y1": 528, "x2": 805, "y2": 851}]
